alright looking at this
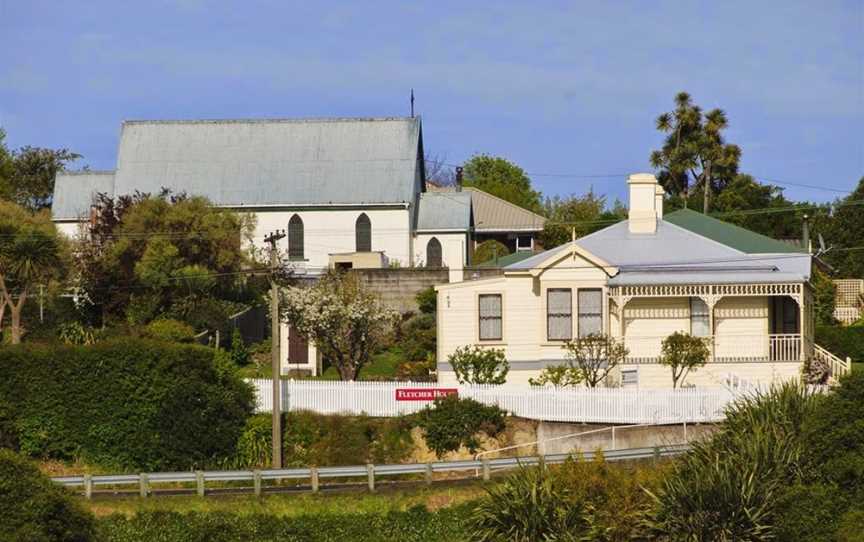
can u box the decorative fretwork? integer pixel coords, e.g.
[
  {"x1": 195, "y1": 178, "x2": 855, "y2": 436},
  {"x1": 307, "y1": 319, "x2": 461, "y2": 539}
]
[{"x1": 609, "y1": 283, "x2": 803, "y2": 301}]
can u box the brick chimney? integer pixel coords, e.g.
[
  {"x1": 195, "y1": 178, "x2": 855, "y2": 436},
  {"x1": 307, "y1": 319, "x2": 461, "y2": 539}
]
[{"x1": 628, "y1": 173, "x2": 662, "y2": 234}]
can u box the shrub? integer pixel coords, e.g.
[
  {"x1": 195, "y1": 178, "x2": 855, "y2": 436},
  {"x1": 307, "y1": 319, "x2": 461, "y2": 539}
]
[
  {"x1": 774, "y1": 483, "x2": 848, "y2": 542},
  {"x1": 416, "y1": 395, "x2": 505, "y2": 457},
  {"x1": 659, "y1": 331, "x2": 709, "y2": 388},
  {"x1": 473, "y1": 239, "x2": 510, "y2": 265},
  {"x1": 400, "y1": 313, "x2": 436, "y2": 363},
  {"x1": 0, "y1": 449, "x2": 96, "y2": 542},
  {"x1": 0, "y1": 338, "x2": 254, "y2": 471},
  {"x1": 564, "y1": 333, "x2": 629, "y2": 388},
  {"x1": 98, "y1": 506, "x2": 472, "y2": 542},
  {"x1": 56, "y1": 321, "x2": 100, "y2": 345},
  {"x1": 448, "y1": 345, "x2": 508, "y2": 385},
  {"x1": 835, "y1": 507, "x2": 864, "y2": 542},
  {"x1": 815, "y1": 325, "x2": 864, "y2": 363},
  {"x1": 144, "y1": 318, "x2": 196, "y2": 343},
  {"x1": 229, "y1": 328, "x2": 250, "y2": 366},
  {"x1": 415, "y1": 286, "x2": 437, "y2": 315}
]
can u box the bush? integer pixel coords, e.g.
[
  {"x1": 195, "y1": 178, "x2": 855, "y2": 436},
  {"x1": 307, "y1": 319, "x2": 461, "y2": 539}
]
[
  {"x1": 97, "y1": 505, "x2": 472, "y2": 541},
  {"x1": 0, "y1": 338, "x2": 254, "y2": 471},
  {"x1": 448, "y1": 345, "x2": 509, "y2": 385},
  {"x1": 56, "y1": 321, "x2": 100, "y2": 345},
  {"x1": 0, "y1": 449, "x2": 96, "y2": 541},
  {"x1": 400, "y1": 313, "x2": 436, "y2": 363},
  {"x1": 415, "y1": 286, "x2": 437, "y2": 315},
  {"x1": 774, "y1": 483, "x2": 848, "y2": 542},
  {"x1": 815, "y1": 325, "x2": 864, "y2": 363},
  {"x1": 469, "y1": 456, "x2": 664, "y2": 542},
  {"x1": 416, "y1": 396, "x2": 505, "y2": 457},
  {"x1": 144, "y1": 318, "x2": 196, "y2": 343},
  {"x1": 229, "y1": 328, "x2": 250, "y2": 366},
  {"x1": 473, "y1": 239, "x2": 510, "y2": 265}
]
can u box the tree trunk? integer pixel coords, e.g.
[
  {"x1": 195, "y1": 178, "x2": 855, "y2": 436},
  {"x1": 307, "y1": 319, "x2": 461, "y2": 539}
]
[
  {"x1": 702, "y1": 163, "x2": 713, "y2": 214},
  {"x1": 0, "y1": 300, "x2": 5, "y2": 333},
  {"x1": 338, "y1": 360, "x2": 358, "y2": 381},
  {"x1": 9, "y1": 298, "x2": 24, "y2": 345}
]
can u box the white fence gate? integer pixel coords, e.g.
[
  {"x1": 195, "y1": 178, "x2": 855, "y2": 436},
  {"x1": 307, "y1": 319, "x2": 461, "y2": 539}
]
[{"x1": 247, "y1": 379, "x2": 744, "y2": 424}]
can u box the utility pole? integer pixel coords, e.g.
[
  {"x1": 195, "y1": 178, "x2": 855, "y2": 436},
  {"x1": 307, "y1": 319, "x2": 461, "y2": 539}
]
[{"x1": 264, "y1": 229, "x2": 286, "y2": 469}]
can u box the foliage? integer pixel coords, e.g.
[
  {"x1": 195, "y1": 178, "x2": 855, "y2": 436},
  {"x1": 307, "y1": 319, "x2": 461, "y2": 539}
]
[
  {"x1": 144, "y1": 318, "x2": 196, "y2": 343},
  {"x1": 0, "y1": 449, "x2": 97, "y2": 542},
  {"x1": 563, "y1": 333, "x2": 628, "y2": 388},
  {"x1": 539, "y1": 190, "x2": 626, "y2": 249},
  {"x1": 469, "y1": 456, "x2": 664, "y2": 542},
  {"x1": 56, "y1": 321, "x2": 100, "y2": 345},
  {"x1": 774, "y1": 483, "x2": 849, "y2": 542},
  {"x1": 415, "y1": 285, "x2": 437, "y2": 315},
  {"x1": 229, "y1": 327, "x2": 251, "y2": 366},
  {"x1": 282, "y1": 271, "x2": 400, "y2": 380},
  {"x1": 473, "y1": 239, "x2": 510, "y2": 265},
  {"x1": 815, "y1": 325, "x2": 864, "y2": 362},
  {"x1": 462, "y1": 154, "x2": 542, "y2": 213},
  {"x1": 0, "y1": 338, "x2": 254, "y2": 471},
  {"x1": 400, "y1": 313, "x2": 436, "y2": 363},
  {"x1": 658, "y1": 331, "x2": 709, "y2": 388},
  {"x1": 528, "y1": 364, "x2": 583, "y2": 388},
  {"x1": 73, "y1": 191, "x2": 258, "y2": 327},
  {"x1": 416, "y1": 395, "x2": 505, "y2": 457},
  {"x1": 0, "y1": 200, "x2": 67, "y2": 343},
  {"x1": 396, "y1": 354, "x2": 436, "y2": 381},
  {"x1": 97, "y1": 505, "x2": 472, "y2": 542},
  {"x1": 227, "y1": 411, "x2": 415, "y2": 468},
  {"x1": 447, "y1": 345, "x2": 509, "y2": 385},
  {"x1": 649, "y1": 383, "x2": 820, "y2": 539},
  {"x1": 650, "y1": 91, "x2": 742, "y2": 213},
  {"x1": 0, "y1": 131, "x2": 81, "y2": 212},
  {"x1": 824, "y1": 177, "x2": 864, "y2": 278},
  {"x1": 812, "y1": 268, "x2": 837, "y2": 326}
]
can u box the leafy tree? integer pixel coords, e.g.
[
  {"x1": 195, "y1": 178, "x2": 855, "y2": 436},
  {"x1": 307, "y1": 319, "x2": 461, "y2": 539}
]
[
  {"x1": 0, "y1": 201, "x2": 66, "y2": 343},
  {"x1": 447, "y1": 345, "x2": 509, "y2": 385},
  {"x1": 529, "y1": 364, "x2": 583, "y2": 388},
  {"x1": 416, "y1": 395, "x2": 505, "y2": 457},
  {"x1": 415, "y1": 286, "x2": 437, "y2": 315},
  {"x1": 462, "y1": 154, "x2": 542, "y2": 212},
  {"x1": 0, "y1": 129, "x2": 81, "y2": 211},
  {"x1": 281, "y1": 271, "x2": 399, "y2": 380},
  {"x1": 659, "y1": 331, "x2": 709, "y2": 388},
  {"x1": 563, "y1": 333, "x2": 628, "y2": 388},
  {"x1": 540, "y1": 190, "x2": 626, "y2": 249},
  {"x1": 824, "y1": 177, "x2": 864, "y2": 278},
  {"x1": 473, "y1": 239, "x2": 510, "y2": 265},
  {"x1": 650, "y1": 92, "x2": 742, "y2": 213}
]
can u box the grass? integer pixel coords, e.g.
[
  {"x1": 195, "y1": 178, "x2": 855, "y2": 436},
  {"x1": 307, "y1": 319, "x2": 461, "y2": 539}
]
[
  {"x1": 84, "y1": 483, "x2": 486, "y2": 518},
  {"x1": 237, "y1": 347, "x2": 404, "y2": 381}
]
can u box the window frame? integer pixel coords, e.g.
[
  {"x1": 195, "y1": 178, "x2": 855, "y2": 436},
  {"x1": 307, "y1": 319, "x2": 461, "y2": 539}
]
[
  {"x1": 577, "y1": 288, "x2": 603, "y2": 338},
  {"x1": 546, "y1": 288, "x2": 573, "y2": 341},
  {"x1": 689, "y1": 297, "x2": 711, "y2": 337},
  {"x1": 355, "y1": 213, "x2": 372, "y2": 252},
  {"x1": 478, "y1": 293, "x2": 503, "y2": 341},
  {"x1": 516, "y1": 235, "x2": 533, "y2": 252},
  {"x1": 288, "y1": 214, "x2": 305, "y2": 262},
  {"x1": 426, "y1": 237, "x2": 443, "y2": 267}
]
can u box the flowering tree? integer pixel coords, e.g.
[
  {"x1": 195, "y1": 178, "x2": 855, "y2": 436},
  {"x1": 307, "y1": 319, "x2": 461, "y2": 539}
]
[{"x1": 280, "y1": 271, "x2": 399, "y2": 380}]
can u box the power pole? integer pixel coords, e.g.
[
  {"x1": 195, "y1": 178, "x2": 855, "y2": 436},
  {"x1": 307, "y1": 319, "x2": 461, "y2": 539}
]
[{"x1": 264, "y1": 229, "x2": 286, "y2": 469}]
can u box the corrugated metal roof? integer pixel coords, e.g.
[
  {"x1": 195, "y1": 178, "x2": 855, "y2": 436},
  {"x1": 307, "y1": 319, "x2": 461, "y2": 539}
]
[
  {"x1": 506, "y1": 219, "x2": 810, "y2": 284},
  {"x1": 463, "y1": 187, "x2": 546, "y2": 231},
  {"x1": 111, "y1": 117, "x2": 422, "y2": 206},
  {"x1": 665, "y1": 208, "x2": 805, "y2": 254},
  {"x1": 415, "y1": 192, "x2": 471, "y2": 231},
  {"x1": 51, "y1": 171, "x2": 115, "y2": 220}
]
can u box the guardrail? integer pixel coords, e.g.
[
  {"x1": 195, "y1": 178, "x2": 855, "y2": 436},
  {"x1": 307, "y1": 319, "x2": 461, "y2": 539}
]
[{"x1": 52, "y1": 444, "x2": 690, "y2": 499}]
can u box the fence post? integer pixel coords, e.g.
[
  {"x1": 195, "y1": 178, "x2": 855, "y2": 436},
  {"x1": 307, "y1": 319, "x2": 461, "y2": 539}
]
[
  {"x1": 195, "y1": 471, "x2": 205, "y2": 497},
  {"x1": 481, "y1": 457, "x2": 490, "y2": 481},
  {"x1": 83, "y1": 474, "x2": 93, "y2": 500},
  {"x1": 139, "y1": 474, "x2": 149, "y2": 498},
  {"x1": 653, "y1": 446, "x2": 661, "y2": 461},
  {"x1": 611, "y1": 426, "x2": 616, "y2": 450},
  {"x1": 367, "y1": 463, "x2": 375, "y2": 492},
  {"x1": 253, "y1": 470, "x2": 262, "y2": 497},
  {"x1": 310, "y1": 467, "x2": 319, "y2": 493},
  {"x1": 425, "y1": 463, "x2": 433, "y2": 485}
]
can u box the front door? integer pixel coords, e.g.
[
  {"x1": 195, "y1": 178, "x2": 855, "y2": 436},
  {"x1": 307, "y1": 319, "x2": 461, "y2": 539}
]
[{"x1": 288, "y1": 326, "x2": 308, "y2": 364}]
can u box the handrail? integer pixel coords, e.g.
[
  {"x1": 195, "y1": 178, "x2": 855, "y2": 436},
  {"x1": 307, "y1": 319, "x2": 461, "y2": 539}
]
[{"x1": 814, "y1": 343, "x2": 851, "y2": 380}]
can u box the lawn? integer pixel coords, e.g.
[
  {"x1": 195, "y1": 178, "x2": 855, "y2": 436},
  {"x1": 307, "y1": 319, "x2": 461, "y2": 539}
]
[{"x1": 238, "y1": 347, "x2": 404, "y2": 381}]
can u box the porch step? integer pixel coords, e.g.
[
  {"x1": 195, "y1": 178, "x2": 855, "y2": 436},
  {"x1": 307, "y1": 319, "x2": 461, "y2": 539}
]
[{"x1": 814, "y1": 344, "x2": 851, "y2": 383}]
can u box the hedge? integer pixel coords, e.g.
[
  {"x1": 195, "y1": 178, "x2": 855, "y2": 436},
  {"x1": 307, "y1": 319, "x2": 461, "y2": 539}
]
[
  {"x1": 97, "y1": 506, "x2": 471, "y2": 541},
  {"x1": 815, "y1": 325, "x2": 864, "y2": 363},
  {"x1": 0, "y1": 338, "x2": 254, "y2": 471},
  {"x1": 0, "y1": 449, "x2": 96, "y2": 542}
]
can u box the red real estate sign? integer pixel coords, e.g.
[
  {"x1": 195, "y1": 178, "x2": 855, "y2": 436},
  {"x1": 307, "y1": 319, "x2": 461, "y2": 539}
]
[{"x1": 395, "y1": 388, "x2": 458, "y2": 401}]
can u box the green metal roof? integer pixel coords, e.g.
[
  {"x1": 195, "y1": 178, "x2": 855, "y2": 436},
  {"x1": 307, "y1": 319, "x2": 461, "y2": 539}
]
[
  {"x1": 664, "y1": 208, "x2": 805, "y2": 254},
  {"x1": 476, "y1": 250, "x2": 537, "y2": 268}
]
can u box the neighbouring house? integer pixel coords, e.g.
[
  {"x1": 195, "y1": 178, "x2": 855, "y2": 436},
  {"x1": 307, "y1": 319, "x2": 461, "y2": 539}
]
[
  {"x1": 436, "y1": 173, "x2": 849, "y2": 389},
  {"x1": 833, "y1": 279, "x2": 864, "y2": 325}
]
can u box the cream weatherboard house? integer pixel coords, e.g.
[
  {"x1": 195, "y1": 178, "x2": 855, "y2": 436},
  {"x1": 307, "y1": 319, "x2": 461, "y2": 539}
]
[{"x1": 436, "y1": 173, "x2": 849, "y2": 389}]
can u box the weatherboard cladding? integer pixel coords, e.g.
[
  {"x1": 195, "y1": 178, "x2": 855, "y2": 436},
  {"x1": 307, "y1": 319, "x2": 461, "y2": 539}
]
[
  {"x1": 415, "y1": 192, "x2": 471, "y2": 231},
  {"x1": 505, "y1": 219, "x2": 810, "y2": 285},
  {"x1": 51, "y1": 171, "x2": 115, "y2": 220},
  {"x1": 111, "y1": 117, "x2": 422, "y2": 207}
]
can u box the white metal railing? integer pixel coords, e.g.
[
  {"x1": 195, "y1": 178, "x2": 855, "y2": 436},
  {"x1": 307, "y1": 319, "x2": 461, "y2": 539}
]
[
  {"x1": 248, "y1": 379, "x2": 744, "y2": 424},
  {"x1": 814, "y1": 343, "x2": 851, "y2": 381},
  {"x1": 622, "y1": 333, "x2": 802, "y2": 363}
]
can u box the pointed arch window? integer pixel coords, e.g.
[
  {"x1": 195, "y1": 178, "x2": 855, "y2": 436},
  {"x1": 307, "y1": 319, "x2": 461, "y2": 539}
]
[
  {"x1": 426, "y1": 237, "x2": 443, "y2": 267},
  {"x1": 288, "y1": 214, "x2": 304, "y2": 261},
  {"x1": 356, "y1": 213, "x2": 371, "y2": 252}
]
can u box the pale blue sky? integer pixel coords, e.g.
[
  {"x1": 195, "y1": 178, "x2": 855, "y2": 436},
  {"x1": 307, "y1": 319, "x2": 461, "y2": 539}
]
[{"x1": 1, "y1": 1, "x2": 861, "y2": 203}]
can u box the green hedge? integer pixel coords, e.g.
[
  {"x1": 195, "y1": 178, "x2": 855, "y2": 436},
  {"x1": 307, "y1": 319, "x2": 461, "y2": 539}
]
[
  {"x1": 98, "y1": 506, "x2": 471, "y2": 541},
  {"x1": 0, "y1": 338, "x2": 254, "y2": 471},
  {"x1": 815, "y1": 326, "x2": 864, "y2": 363},
  {"x1": 0, "y1": 449, "x2": 96, "y2": 542}
]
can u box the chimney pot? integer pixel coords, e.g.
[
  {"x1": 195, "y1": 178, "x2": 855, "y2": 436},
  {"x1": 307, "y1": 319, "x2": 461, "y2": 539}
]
[{"x1": 455, "y1": 167, "x2": 463, "y2": 192}]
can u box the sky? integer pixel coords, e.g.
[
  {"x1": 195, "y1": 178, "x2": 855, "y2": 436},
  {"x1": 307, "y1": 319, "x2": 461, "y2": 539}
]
[{"x1": 1, "y1": 1, "x2": 862, "y2": 204}]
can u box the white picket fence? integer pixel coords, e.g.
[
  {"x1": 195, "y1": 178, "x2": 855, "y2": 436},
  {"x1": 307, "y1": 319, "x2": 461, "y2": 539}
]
[{"x1": 247, "y1": 379, "x2": 746, "y2": 424}]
